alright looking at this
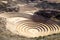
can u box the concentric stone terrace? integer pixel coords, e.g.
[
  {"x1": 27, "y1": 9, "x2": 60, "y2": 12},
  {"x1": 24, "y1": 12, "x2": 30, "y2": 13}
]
[{"x1": 16, "y1": 20, "x2": 60, "y2": 38}]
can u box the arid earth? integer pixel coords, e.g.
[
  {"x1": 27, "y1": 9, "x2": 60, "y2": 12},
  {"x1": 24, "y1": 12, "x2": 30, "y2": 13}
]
[
  {"x1": 0, "y1": 0, "x2": 60, "y2": 40},
  {"x1": 0, "y1": 19, "x2": 60, "y2": 40}
]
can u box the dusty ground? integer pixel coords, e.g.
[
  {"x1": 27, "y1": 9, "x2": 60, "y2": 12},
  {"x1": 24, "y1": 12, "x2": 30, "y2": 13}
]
[
  {"x1": 0, "y1": 0, "x2": 60, "y2": 40},
  {"x1": 0, "y1": 12, "x2": 60, "y2": 40},
  {"x1": 0, "y1": 21, "x2": 60, "y2": 40}
]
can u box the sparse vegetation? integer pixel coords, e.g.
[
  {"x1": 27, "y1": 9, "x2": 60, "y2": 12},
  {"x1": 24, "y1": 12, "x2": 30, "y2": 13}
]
[{"x1": 35, "y1": 1, "x2": 60, "y2": 10}]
